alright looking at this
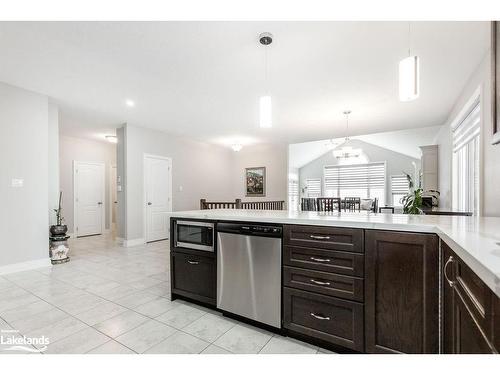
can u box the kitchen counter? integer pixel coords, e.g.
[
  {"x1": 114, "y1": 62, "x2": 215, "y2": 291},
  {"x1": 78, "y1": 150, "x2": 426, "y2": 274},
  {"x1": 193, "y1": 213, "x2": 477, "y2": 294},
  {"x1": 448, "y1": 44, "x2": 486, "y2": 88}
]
[{"x1": 170, "y1": 209, "x2": 500, "y2": 298}]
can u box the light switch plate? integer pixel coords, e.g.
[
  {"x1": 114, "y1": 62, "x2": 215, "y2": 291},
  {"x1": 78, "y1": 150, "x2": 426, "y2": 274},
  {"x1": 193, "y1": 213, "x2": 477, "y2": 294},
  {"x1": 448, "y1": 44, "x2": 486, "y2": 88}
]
[{"x1": 11, "y1": 178, "x2": 24, "y2": 187}]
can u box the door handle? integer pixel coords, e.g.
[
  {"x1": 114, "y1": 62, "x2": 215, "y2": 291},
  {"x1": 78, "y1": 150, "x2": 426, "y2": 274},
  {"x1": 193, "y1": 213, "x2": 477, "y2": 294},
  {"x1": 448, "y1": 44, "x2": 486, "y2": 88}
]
[
  {"x1": 147, "y1": 202, "x2": 152, "y2": 206},
  {"x1": 187, "y1": 260, "x2": 199, "y2": 265},
  {"x1": 310, "y1": 257, "x2": 331, "y2": 263},
  {"x1": 309, "y1": 235, "x2": 331, "y2": 240},
  {"x1": 97, "y1": 202, "x2": 103, "y2": 205},
  {"x1": 444, "y1": 256, "x2": 455, "y2": 287},
  {"x1": 310, "y1": 279, "x2": 331, "y2": 286},
  {"x1": 310, "y1": 312, "x2": 331, "y2": 321}
]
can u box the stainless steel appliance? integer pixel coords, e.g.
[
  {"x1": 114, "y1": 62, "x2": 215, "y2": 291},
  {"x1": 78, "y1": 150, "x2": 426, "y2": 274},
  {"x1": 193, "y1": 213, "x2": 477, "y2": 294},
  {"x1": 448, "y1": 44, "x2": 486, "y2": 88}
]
[
  {"x1": 174, "y1": 220, "x2": 214, "y2": 252},
  {"x1": 217, "y1": 222, "x2": 282, "y2": 328}
]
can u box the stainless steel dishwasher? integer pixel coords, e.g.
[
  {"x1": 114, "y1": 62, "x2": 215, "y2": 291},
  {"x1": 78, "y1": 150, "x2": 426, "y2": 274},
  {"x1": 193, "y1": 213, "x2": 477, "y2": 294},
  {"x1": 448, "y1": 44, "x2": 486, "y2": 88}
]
[{"x1": 217, "y1": 222, "x2": 282, "y2": 328}]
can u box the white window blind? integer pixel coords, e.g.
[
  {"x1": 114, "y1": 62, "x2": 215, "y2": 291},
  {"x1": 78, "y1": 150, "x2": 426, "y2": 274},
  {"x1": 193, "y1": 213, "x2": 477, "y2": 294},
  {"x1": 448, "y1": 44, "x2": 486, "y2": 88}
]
[
  {"x1": 324, "y1": 162, "x2": 386, "y2": 205},
  {"x1": 288, "y1": 179, "x2": 299, "y2": 211},
  {"x1": 306, "y1": 178, "x2": 321, "y2": 198},
  {"x1": 452, "y1": 100, "x2": 480, "y2": 215},
  {"x1": 391, "y1": 175, "x2": 409, "y2": 206}
]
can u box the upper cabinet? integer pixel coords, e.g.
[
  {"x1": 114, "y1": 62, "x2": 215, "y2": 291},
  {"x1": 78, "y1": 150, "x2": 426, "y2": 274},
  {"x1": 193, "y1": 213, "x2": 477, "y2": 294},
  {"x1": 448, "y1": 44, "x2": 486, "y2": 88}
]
[
  {"x1": 420, "y1": 145, "x2": 439, "y2": 192},
  {"x1": 365, "y1": 230, "x2": 439, "y2": 353}
]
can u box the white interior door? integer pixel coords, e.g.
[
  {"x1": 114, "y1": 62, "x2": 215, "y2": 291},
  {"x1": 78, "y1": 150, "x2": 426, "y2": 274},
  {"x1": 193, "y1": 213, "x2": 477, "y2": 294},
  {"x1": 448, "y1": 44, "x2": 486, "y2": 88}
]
[
  {"x1": 74, "y1": 161, "x2": 105, "y2": 237},
  {"x1": 145, "y1": 155, "x2": 172, "y2": 242}
]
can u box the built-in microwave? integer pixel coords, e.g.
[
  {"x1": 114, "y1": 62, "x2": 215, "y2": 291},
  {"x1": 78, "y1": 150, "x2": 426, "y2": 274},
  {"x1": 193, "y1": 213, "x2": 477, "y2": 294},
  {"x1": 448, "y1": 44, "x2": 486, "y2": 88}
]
[{"x1": 174, "y1": 220, "x2": 214, "y2": 252}]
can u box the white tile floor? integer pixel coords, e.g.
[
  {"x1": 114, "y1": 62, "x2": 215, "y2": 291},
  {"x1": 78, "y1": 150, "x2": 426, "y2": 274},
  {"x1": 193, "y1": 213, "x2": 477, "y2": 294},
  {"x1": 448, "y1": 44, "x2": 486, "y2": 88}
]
[{"x1": 0, "y1": 234, "x2": 334, "y2": 354}]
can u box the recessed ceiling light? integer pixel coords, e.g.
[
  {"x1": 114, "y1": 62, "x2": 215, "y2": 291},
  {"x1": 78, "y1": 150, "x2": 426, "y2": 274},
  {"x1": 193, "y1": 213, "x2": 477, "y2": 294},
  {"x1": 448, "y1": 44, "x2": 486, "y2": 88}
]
[
  {"x1": 105, "y1": 135, "x2": 118, "y2": 143},
  {"x1": 125, "y1": 99, "x2": 135, "y2": 107}
]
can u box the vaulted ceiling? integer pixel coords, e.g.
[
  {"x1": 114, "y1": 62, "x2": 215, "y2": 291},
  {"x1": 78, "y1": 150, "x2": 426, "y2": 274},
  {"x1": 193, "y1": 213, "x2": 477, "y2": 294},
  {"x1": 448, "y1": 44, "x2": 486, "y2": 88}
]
[{"x1": 0, "y1": 21, "x2": 489, "y2": 147}]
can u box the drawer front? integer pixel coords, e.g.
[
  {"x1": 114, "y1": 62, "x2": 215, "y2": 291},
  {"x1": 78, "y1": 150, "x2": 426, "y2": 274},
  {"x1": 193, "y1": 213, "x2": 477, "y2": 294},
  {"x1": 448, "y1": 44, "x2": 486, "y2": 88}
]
[
  {"x1": 283, "y1": 287, "x2": 364, "y2": 351},
  {"x1": 284, "y1": 225, "x2": 364, "y2": 253},
  {"x1": 171, "y1": 252, "x2": 216, "y2": 304},
  {"x1": 284, "y1": 245, "x2": 364, "y2": 276},
  {"x1": 284, "y1": 266, "x2": 363, "y2": 302}
]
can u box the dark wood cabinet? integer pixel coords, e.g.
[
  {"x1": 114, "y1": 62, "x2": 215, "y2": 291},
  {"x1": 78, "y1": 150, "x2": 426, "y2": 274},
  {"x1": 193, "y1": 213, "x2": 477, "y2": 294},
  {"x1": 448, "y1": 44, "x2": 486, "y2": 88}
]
[
  {"x1": 442, "y1": 242, "x2": 498, "y2": 354},
  {"x1": 365, "y1": 230, "x2": 439, "y2": 354},
  {"x1": 283, "y1": 287, "x2": 364, "y2": 351},
  {"x1": 171, "y1": 251, "x2": 216, "y2": 306}
]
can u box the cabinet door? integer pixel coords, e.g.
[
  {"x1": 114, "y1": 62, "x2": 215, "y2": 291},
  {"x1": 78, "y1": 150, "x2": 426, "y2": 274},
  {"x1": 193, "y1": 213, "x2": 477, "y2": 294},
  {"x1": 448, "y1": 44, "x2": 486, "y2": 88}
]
[
  {"x1": 171, "y1": 252, "x2": 216, "y2": 305},
  {"x1": 365, "y1": 230, "x2": 439, "y2": 353},
  {"x1": 442, "y1": 243, "x2": 496, "y2": 354}
]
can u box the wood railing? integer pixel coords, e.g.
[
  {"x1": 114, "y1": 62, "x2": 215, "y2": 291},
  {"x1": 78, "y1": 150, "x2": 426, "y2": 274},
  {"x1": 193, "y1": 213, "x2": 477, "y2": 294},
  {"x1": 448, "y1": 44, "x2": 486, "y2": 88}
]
[{"x1": 200, "y1": 199, "x2": 285, "y2": 210}]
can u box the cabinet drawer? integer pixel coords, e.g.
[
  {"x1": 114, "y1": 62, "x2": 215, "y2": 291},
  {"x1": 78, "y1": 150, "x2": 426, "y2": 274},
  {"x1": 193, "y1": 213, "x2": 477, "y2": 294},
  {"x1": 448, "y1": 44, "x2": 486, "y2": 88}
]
[
  {"x1": 453, "y1": 255, "x2": 493, "y2": 337},
  {"x1": 284, "y1": 245, "x2": 364, "y2": 276},
  {"x1": 284, "y1": 266, "x2": 363, "y2": 302},
  {"x1": 171, "y1": 252, "x2": 216, "y2": 305},
  {"x1": 284, "y1": 225, "x2": 364, "y2": 253},
  {"x1": 283, "y1": 287, "x2": 364, "y2": 351}
]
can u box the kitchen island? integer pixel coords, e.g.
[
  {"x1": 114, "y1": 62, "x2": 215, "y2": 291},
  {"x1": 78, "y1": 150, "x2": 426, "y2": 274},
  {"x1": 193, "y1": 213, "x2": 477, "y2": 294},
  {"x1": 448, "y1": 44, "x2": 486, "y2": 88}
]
[{"x1": 169, "y1": 210, "x2": 500, "y2": 354}]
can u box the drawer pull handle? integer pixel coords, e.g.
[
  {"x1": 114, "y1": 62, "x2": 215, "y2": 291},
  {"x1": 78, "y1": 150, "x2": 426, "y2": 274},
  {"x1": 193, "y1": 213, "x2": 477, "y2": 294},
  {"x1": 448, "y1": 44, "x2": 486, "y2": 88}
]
[
  {"x1": 444, "y1": 256, "x2": 455, "y2": 287},
  {"x1": 310, "y1": 312, "x2": 331, "y2": 321},
  {"x1": 310, "y1": 257, "x2": 331, "y2": 263},
  {"x1": 187, "y1": 260, "x2": 200, "y2": 265},
  {"x1": 310, "y1": 279, "x2": 331, "y2": 286},
  {"x1": 310, "y1": 235, "x2": 331, "y2": 240}
]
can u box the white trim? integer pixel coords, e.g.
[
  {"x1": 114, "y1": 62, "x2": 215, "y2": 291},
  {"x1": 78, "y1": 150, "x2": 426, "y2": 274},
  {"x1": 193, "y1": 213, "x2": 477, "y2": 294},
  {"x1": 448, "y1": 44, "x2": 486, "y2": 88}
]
[
  {"x1": 0, "y1": 258, "x2": 52, "y2": 275},
  {"x1": 73, "y1": 161, "x2": 106, "y2": 237},
  {"x1": 122, "y1": 238, "x2": 145, "y2": 247},
  {"x1": 143, "y1": 154, "x2": 173, "y2": 243},
  {"x1": 109, "y1": 164, "x2": 117, "y2": 232}
]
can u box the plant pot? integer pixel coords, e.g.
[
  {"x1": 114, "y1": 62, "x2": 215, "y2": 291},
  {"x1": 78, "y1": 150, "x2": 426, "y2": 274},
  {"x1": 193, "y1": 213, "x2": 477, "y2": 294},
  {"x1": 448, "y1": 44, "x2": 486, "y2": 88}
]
[{"x1": 50, "y1": 225, "x2": 67, "y2": 236}]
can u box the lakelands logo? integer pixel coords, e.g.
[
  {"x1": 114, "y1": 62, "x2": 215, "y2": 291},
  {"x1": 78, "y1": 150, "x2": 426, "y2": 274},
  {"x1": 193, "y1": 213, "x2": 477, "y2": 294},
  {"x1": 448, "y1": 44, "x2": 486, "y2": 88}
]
[{"x1": 0, "y1": 329, "x2": 50, "y2": 353}]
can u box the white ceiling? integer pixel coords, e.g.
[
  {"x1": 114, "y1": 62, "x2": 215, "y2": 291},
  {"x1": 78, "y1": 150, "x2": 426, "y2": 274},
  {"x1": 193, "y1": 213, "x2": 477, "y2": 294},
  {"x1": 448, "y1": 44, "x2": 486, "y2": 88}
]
[
  {"x1": 289, "y1": 125, "x2": 443, "y2": 169},
  {"x1": 0, "y1": 21, "x2": 489, "y2": 146}
]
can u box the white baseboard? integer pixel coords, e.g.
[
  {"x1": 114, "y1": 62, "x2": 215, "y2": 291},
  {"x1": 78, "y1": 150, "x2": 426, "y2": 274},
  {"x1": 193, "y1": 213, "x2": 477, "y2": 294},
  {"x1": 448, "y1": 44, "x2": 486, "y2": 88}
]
[
  {"x1": 66, "y1": 232, "x2": 75, "y2": 239},
  {"x1": 0, "y1": 258, "x2": 52, "y2": 276},
  {"x1": 121, "y1": 238, "x2": 146, "y2": 247}
]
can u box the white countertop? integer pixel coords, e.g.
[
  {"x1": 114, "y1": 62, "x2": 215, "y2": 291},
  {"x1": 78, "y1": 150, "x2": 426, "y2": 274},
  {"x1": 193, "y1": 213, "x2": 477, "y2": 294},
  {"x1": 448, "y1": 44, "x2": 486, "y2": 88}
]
[{"x1": 171, "y1": 209, "x2": 500, "y2": 298}]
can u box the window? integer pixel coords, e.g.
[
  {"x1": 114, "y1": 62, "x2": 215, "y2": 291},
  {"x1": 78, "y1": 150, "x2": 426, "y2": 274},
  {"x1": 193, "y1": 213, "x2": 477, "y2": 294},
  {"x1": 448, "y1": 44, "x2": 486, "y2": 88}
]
[
  {"x1": 452, "y1": 100, "x2": 480, "y2": 215},
  {"x1": 324, "y1": 162, "x2": 386, "y2": 206},
  {"x1": 391, "y1": 175, "x2": 409, "y2": 207},
  {"x1": 306, "y1": 178, "x2": 321, "y2": 198},
  {"x1": 288, "y1": 179, "x2": 299, "y2": 211}
]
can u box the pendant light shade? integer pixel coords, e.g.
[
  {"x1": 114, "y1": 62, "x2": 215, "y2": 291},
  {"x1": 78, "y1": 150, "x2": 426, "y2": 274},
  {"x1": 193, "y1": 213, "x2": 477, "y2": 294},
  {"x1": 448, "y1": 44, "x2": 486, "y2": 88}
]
[
  {"x1": 259, "y1": 32, "x2": 273, "y2": 128},
  {"x1": 399, "y1": 55, "x2": 420, "y2": 102},
  {"x1": 332, "y1": 110, "x2": 363, "y2": 159},
  {"x1": 259, "y1": 95, "x2": 272, "y2": 128}
]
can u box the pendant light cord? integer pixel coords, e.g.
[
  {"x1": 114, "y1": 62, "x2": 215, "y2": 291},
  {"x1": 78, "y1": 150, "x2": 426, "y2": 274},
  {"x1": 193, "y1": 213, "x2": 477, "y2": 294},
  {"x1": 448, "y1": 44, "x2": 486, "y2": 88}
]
[
  {"x1": 408, "y1": 22, "x2": 411, "y2": 56},
  {"x1": 265, "y1": 44, "x2": 269, "y2": 95}
]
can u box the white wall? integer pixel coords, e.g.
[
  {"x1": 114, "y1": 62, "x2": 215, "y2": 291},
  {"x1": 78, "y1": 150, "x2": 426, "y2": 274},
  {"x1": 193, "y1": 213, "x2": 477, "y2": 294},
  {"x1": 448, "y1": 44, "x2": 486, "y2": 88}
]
[
  {"x1": 59, "y1": 135, "x2": 116, "y2": 233},
  {"x1": 122, "y1": 124, "x2": 235, "y2": 241},
  {"x1": 0, "y1": 82, "x2": 50, "y2": 270},
  {"x1": 435, "y1": 50, "x2": 500, "y2": 216},
  {"x1": 48, "y1": 103, "x2": 60, "y2": 225},
  {"x1": 299, "y1": 139, "x2": 420, "y2": 206},
  {"x1": 231, "y1": 143, "x2": 288, "y2": 202}
]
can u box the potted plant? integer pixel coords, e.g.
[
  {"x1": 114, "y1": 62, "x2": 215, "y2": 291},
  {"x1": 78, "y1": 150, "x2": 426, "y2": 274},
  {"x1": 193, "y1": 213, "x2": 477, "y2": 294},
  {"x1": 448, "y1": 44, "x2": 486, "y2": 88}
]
[
  {"x1": 400, "y1": 172, "x2": 424, "y2": 215},
  {"x1": 50, "y1": 191, "x2": 67, "y2": 236}
]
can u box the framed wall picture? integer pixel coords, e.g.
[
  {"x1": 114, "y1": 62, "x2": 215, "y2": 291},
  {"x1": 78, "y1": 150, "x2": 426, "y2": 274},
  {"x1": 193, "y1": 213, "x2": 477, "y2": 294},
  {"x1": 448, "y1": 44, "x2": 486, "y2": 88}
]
[
  {"x1": 492, "y1": 21, "x2": 500, "y2": 144},
  {"x1": 245, "y1": 167, "x2": 266, "y2": 197}
]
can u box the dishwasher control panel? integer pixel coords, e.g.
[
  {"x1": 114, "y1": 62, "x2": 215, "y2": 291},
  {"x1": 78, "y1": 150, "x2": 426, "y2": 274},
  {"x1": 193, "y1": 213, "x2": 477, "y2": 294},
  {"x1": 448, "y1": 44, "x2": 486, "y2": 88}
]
[{"x1": 217, "y1": 222, "x2": 282, "y2": 238}]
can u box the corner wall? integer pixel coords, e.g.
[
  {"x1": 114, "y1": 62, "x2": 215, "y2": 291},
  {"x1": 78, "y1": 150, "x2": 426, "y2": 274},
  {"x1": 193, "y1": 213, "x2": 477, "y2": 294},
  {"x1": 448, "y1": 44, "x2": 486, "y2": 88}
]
[{"x1": 0, "y1": 82, "x2": 50, "y2": 271}]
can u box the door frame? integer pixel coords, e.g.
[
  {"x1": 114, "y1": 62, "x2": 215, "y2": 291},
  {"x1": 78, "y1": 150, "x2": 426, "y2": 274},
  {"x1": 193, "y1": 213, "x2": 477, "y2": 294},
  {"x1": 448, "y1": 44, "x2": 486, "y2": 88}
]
[
  {"x1": 109, "y1": 164, "x2": 117, "y2": 232},
  {"x1": 73, "y1": 160, "x2": 106, "y2": 237},
  {"x1": 143, "y1": 153, "x2": 173, "y2": 242}
]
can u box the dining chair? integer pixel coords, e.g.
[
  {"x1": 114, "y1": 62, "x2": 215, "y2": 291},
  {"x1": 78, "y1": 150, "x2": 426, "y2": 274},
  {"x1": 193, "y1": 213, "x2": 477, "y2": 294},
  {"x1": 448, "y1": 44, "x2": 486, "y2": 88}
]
[
  {"x1": 317, "y1": 197, "x2": 341, "y2": 212},
  {"x1": 344, "y1": 197, "x2": 361, "y2": 212},
  {"x1": 301, "y1": 198, "x2": 317, "y2": 211},
  {"x1": 379, "y1": 206, "x2": 395, "y2": 214}
]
